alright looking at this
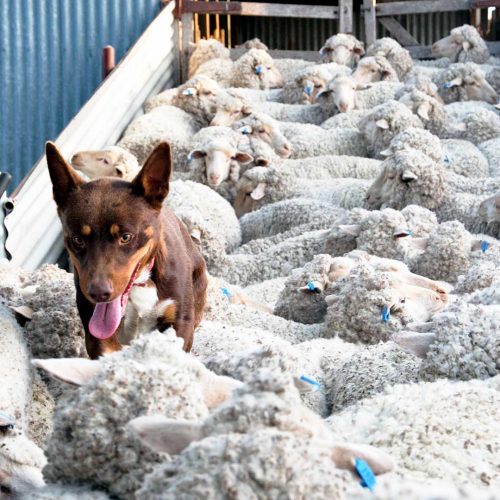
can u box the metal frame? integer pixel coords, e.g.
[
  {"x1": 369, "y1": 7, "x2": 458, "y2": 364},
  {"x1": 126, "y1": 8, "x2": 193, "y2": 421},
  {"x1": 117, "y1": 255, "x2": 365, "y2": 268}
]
[
  {"x1": 175, "y1": 0, "x2": 354, "y2": 80},
  {"x1": 363, "y1": 0, "x2": 500, "y2": 56}
]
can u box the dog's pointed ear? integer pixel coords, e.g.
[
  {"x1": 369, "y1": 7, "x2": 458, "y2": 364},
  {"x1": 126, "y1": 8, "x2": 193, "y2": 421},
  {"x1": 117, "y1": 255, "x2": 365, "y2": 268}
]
[
  {"x1": 132, "y1": 142, "x2": 172, "y2": 209},
  {"x1": 45, "y1": 142, "x2": 85, "y2": 209}
]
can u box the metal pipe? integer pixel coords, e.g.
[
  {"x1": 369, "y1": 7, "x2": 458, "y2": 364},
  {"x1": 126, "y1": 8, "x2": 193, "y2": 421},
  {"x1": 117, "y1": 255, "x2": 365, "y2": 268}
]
[{"x1": 102, "y1": 45, "x2": 116, "y2": 80}]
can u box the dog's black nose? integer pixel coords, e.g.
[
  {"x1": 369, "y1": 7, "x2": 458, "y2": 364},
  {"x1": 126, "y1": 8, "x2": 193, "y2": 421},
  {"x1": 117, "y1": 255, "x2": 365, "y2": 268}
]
[{"x1": 88, "y1": 281, "x2": 113, "y2": 303}]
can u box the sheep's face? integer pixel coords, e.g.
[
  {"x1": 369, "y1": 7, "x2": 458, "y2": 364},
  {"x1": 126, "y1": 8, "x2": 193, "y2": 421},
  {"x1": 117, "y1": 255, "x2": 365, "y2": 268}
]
[
  {"x1": 432, "y1": 25, "x2": 481, "y2": 62},
  {"x1": 235, "y1": 115, "x2": 292, "y2": 158},
  {"x1": 71, "y1": 148, "x2": 139, "y2": 181},
  {"x1": 352, "y1": 57, "x2": 392, "y2": 84},
  {"x1": 300, "y1": 76, "x2": 327, "y2": 104},
  {"x1": 210, "y1": 99, "x2": 252, "y2": 126},
  {"x1": 444, "y1": 70, "x2": 498, "y2": 104},
  {"x1": 365, "y1": 162, "x2": 409, "y2": 210},
  {"x1": 327, "y1": 77, "x2": 358, "y2": 113},
  {"x1": 174, "y1": 76, "x2": 221, "y2": 114},
  {"x1": 233, "y1": 174, "x2": 267, "y2": 216},
  {"x1": 246, "y1": 50, "x2": 284, "y2": 89},
  {"x1": 319, "y1": 35, "x2": 364, "y2": 67},
  {"x1": 189, "y1": 147, "x2": 253, "y2": 188},
  {"x1": 478, "y1": 192, "x2": 500, "y2": 224}
]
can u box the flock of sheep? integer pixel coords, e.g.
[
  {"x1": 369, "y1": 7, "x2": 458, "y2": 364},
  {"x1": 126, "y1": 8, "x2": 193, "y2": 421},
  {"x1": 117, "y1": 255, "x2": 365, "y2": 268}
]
[{"x1": 1, "y1": 23, "x2": 500, "y2": 499}]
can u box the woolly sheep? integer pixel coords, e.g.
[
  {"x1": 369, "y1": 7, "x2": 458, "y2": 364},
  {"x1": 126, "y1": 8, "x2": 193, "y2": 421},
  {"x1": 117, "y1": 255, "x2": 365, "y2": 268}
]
[
  {"x1": 130, "y1": 370, "x2": 393, "y2": 499},
  {"x1": 478, "y1": 136, "x2": 500, "y2": 176},
  {"x1": 323, "y1": 257, "x2": 448, "y2": 344},
  {"x1": 432, "y1": 24, "x2": 490, "y2": 64},
  {"x1": 394, "y1": 73, "x2": 443, "y2": 102},
  {"x1": 196, "y1": 48, "x2": 284, "y2": 90},
  {"x1": 37, "y1": 331, "x2": 241, "y2": 498},
  {"x1": 433, "y1": 62, "x2": 498, "y2": 104},
  {"x1": 394, "y1": 302, "x2": 500, "y2": 382},
  {"x1": 478, "y1": 191, "x2": 500, "y2": 238},
  {"x1": 282, "y1": 62, "x2": 351, "y2": 104},
  {"x1": 365, "y1": 149, "x2": 500, "y2": 231},
  {"x1": 117, "y1": 105, "x2": 198, "y2": 166},
  {"x1": 448, "y1": 109, "x2": 500, "y2": 145},
  {"x1": 441, "y1": 138, "x2": 490, "y2": 178},
  {"x1": 188, "y1": 38, "x2": 230, "y2": 78},
  {"x1": 366, "y1": 37, "x2": 413, "y2": 79},
  {"x1": 70, "y1": 146, "x2": 140, "y2": 181},
  {"x1": 273, "y1": 58, "x2": 314, "y2": 84},
  {"x1": 251, "y1": 100, "x2": 329, "y2": 124},
  {"x1": 238, "y1": 37, "x2": 269, "y2": 51},
  {"x1": 233, "y1": 165, "x2": 371, "y2": 217},
  {"x1": 20, "y1": 484, "x2": 111, "y2": 499},
  {"x1": 225, "y1": 86, "x2": 283, "y2": 103},
  {"x1": 327, "y1": 377, "x2": 500, "y2": 487},
  {"x1": 351, "y1": 55, "x2": 400, "y2": 84},
  {"x1": 319, "y1": 33, "x2": 365, "y2": 67},
  {"x1": 359, "y1": 100, "x2": 424, "y2": 158},
  {"x1": 317, "y1": 77, "x2": 404, "y2": 115}
]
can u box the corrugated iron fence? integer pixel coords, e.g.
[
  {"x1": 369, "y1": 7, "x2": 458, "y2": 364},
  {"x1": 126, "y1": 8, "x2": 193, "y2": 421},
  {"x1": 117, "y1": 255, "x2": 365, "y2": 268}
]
[{"x1": 0, "y1": 0, "x2": 162, "y2": 188}]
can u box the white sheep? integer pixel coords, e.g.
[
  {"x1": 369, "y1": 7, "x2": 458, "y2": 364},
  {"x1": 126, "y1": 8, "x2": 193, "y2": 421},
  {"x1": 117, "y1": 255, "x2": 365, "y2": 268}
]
[
  {"x1": 188, "y1": 38, "x2": 230, "y2": 78},
  {"x1": 352, "y1": 55, "x2": 400, "y2": 84},
  {"x1": 366, "y1": 37, "x2": 413, "y2": 79},
  {"x1": 319, "y1": 33, "x2": 365, "y2": 67}
]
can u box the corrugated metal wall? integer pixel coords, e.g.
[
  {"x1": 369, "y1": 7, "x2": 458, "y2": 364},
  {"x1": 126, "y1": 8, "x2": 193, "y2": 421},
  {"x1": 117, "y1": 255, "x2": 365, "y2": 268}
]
[{"x1": 0, "y1": 0, "x2": 162, "y2": 189}]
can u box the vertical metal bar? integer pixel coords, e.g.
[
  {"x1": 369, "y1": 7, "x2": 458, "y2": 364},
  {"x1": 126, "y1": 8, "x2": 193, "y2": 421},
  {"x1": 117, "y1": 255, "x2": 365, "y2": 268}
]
[
  {"x1": 364, "y1": 0, "x2": 376, "y2": 46},
  {"x1": 205, "y1": 0, "x2": 210, "y2": 38},
  {"x1": 102, "y1": 45, "x2": 116, "y2": 79},
  {"x1": 227, "y1": 0, "x2": 232, "y2": 47},
  {"x1": 339, "y1": 0, "x2": 353, "y2": 34}
]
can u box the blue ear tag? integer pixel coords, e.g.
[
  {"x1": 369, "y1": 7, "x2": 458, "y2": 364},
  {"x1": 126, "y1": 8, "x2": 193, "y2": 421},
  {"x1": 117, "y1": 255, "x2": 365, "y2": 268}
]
[
  {"x1": 239, "y1": 125, "x2": 252, "y2": 135},
  {"x1": 404, "y1": 228, "x2": 413, "y2": 237},
  {"x1": 299, "y1": 375, "x2": 321, "y2": 391},
  {"x1": 305, "y1": 83, "x2": 314, "y2": 97},
  {"x1": 0, "y1": 411, "x2": 16, "y2": 430},
  {"x1": 182, "y1": 87, "x2": 196, "y2": 96},
  {"x1": 255, "y1": 65, "x2": 263, "y2": 75},
  {"x1": 355, "y1": 458, "x2": 376, "y2": 491},
  {"x1": 443, "y1": 154, "x2": 451, "y2": 165},
  {"x1": 187, "y1": 151, "x2": 194, "y2": 163},
  {"x1": 443, "y1": 82, "x2": 452, "y2": 89},
  {"x1": 481, "y1": 240, "x2": 489, "y2": 253},
  {"x1": 381, "y1": 305, "x2": 390, "y2": 322},
  {"x1": 307, "y1": 281, "x2": 317, "y2": 292},
  {"x1": 220, "y1": 287, "x2": 231, "y2": 299}
]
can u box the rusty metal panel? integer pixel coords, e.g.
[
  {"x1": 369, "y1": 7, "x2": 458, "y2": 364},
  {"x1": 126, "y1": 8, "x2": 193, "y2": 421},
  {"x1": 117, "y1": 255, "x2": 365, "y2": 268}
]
[{"x1": 0, "y1": 0, "x2": 162, "y2": 190}]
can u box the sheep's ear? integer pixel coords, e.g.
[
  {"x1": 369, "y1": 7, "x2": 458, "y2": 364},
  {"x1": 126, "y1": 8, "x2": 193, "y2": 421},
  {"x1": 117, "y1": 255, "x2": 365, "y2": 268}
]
[
  {"x1": 376, "y1": 118, "x2": 390, "y2": 129},
  {"x1": 401, "y1": 169, "x2": 418, "y2": 182},
  {"x1": 233, "y1": 152, "x2": 253, "y2": 164},
  {"x1": 319, "y1": 46, "x2": 330, "y2": 56},
  {"x1": 331, "y1": 443, "x2": 394, "y2": 475},
  {"x1": 392, "y1": 331, "x2": 436, "y2": 358},
  {"x1": 297, "y1": 280, "x2": 324, "y2": 293},
  {"x1": 338, "y1": 224, "x2": 361, "y2": 237},
  {"x1": 255, "y1": 157, "x2": 270, "y2": 167},
  {"x1": 407, "y1": 237, "x2": 429, "y2": 251},
  {"x1": 32, "y1": 358, "x2": 100, "y2": 386},
  {"x1": 445, "y1": 76, "x2": 463, "y2": 88},
  {"x1": 462, "y1": 40, "x2": 471, "y2": 51},
  {"x1": 190, "y1": 227, "x2": 202, "y2": 244},
  {"x1": 393, "y1": 226, "x2": 412, "y2": 238},
  {"x1": 379, "y1": 148, "x2": 392, "y2": 157},
  {"x1": 127, "y1": 416, "x2": 203, "y2": 454},
  {"x1": 416, "y1": 101, "x2": 430, "y2": 121},
  {"x1": 250, "y1": 182, "x2": 266, "y2": 200},
  {"x1": 315, "y1": 89, "x2": 331, "y2": 101},
  {"x1": 188, "y1": 150, "x2": 206, "y2": 161},
  {"x1": 45, "y1": 142, "x2": 85, "y2": 209},
  {"x1": 470, "y1": 239, "x2": 488, "y2": 252},
  {"x1": 132, "y1": 142, "x2": 172, "y2": 209},
  {"x1": 325, "y1": 294, "x2": 336, "y2": 306},
  {"x1": 242, "y1": 105, "x2": 253, "y2": 115},
  {"x1": 199, "y1": 372, "x2": 243, "y2": 409},
  {"x1": 355, "y1": 82, "x2": 372, "y2": 91}
]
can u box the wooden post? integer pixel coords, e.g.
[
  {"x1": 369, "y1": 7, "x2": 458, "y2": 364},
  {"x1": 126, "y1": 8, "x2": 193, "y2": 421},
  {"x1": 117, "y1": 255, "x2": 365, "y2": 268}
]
[
  {"x1": 181, "y1": 11, "x2": 194, "y2": 81},
  {"x1": 363, "y1": 0, "x2": 377, "y2": 46},
  {"x1": 339, "y1": 0, "x2": 353, "y2": 33},
  {"x1": 102, "y1": 46, "x2": 115, "y2": 80}
]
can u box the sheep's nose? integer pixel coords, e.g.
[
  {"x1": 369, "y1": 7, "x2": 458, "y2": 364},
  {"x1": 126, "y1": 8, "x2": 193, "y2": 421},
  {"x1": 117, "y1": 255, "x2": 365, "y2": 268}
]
[
  {"x1": 209, "y1": 174, "x2": 220, "y2": 184},
  {"x1": 88, "y1": 281, "x2": 113, "y2": 303},
  {"x1": 281, "y1": 143, "x2": 292, "y2": 157},
  {"x1": 338, "y1": 102, "x2": 349, "y2": 112}
]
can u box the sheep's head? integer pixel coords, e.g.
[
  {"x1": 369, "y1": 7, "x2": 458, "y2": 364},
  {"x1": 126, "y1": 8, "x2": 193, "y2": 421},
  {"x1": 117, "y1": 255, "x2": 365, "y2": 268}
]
[
  {"x1": 432, "y1": 24, "x2": 489, "y2": 63},
  {"x1": 365, "y1": 149, "x2": 447, "y2": 211},
  {"x1": 237, "y1": 49, "x2": 284, "y2": 89},
  {"x1": 189, "y1": 130, "x2": 253, "y2": 188},
  {"x1": 70, "y1": 146, "x2": 140, "y2": 181},
  {"x1": 234, "y1": 113, "x2": 292, "y2": 158},
  {"x1": 366, "y1": 38, "x2": 413, "y2": 78},
  {"x1": 440, "y1": 64, "x2": 498, "y2": 104},
  {"x1": 172, "y1": 75, "x2": 222, "y2": 121},
  {"x1": 241, "y1": 37, "x2": 269, "y2": 51},
  {"x1": 295, "y1": 66, "x2": 336, "y2": 104},
  {"x1": 398, "y1": 89, "x2": 445, "y2": 127},
  {"x1": 380, "y1": 128, "x2": 443, "y2": 164},
  {"x1": 319, "y1": 34, "x2": 364, "y2": 67},
  {"x1": 209, "y1": 92, "x2": 252, "y2": 126},
  {"x1": 352, "y1": 56, "x2": 398, "y2": 84},
  {"x1": 316, "y1": 76, "x2": 362, "y2": 113},
  {"x1": 478, "y1": 191, "x2": 500, "y2": 224},
  {"x1": 233, "y1": 166, "x2": 276, "y2": 216}
]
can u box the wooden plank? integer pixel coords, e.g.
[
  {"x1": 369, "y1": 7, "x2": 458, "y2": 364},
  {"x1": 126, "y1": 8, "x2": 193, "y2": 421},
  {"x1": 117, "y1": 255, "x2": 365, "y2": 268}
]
[
  {"x1": 230, "y1": 48, "x2": 320, "y2": 61},
  {"x1": 486, "y1": 40, "x2": 500, "y2": 55},
  {"x1": 183, "y1": 1, "x2": 339, "y2": 19},
  {"x1": 472, "y1": 0, "x2": 500, "y2": 6},
  {"x1": 339, "y1": 0, "x2": 353, "y2": 33},
  {"x1": 181, "y1": 12, "x2": 194, "y2": 81},
  {"x1": 363, "y1": 0, "x2": 377, "y2": 46},
  {"x1": 406, "y1": 40, "x2": 500, "y2": 58},
  {"x1": 376, "y1": 0, "x2": 471, "y2": 16},
  {"x1": 378, "y1": 16, "x2": 419, "y2": 46}
]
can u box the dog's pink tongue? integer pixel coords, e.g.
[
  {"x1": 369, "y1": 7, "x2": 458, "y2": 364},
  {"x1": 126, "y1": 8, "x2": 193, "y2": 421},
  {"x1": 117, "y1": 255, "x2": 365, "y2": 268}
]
[{"x1": 89, "y1": 297, "x2": 122, "y2": 340}]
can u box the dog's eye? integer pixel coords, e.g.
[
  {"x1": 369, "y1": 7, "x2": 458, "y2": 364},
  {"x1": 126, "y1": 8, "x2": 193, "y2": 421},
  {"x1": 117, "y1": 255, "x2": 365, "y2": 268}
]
[
  {"x1": 119, "y1": 233, "x2": 133, "y2": 244},
  {"x1": 72, "y1": 236, "x2": 85, "y2": 248}
]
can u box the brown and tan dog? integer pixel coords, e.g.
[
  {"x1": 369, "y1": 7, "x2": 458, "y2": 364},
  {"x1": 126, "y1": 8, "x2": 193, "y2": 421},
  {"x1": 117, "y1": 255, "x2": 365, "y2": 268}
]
[{"x1": 45, "y1": 141, "x2": 207, "y2": 359}]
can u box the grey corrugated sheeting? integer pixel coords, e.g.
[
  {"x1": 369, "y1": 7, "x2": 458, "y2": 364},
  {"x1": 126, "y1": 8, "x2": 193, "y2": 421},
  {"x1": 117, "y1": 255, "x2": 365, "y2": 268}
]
[
  {"x1": 0, "y1": 0, "x2": 161, "y2": 189},
  {"x1": 3, "y1": 2, "x2": 178, "y2": 270}
]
